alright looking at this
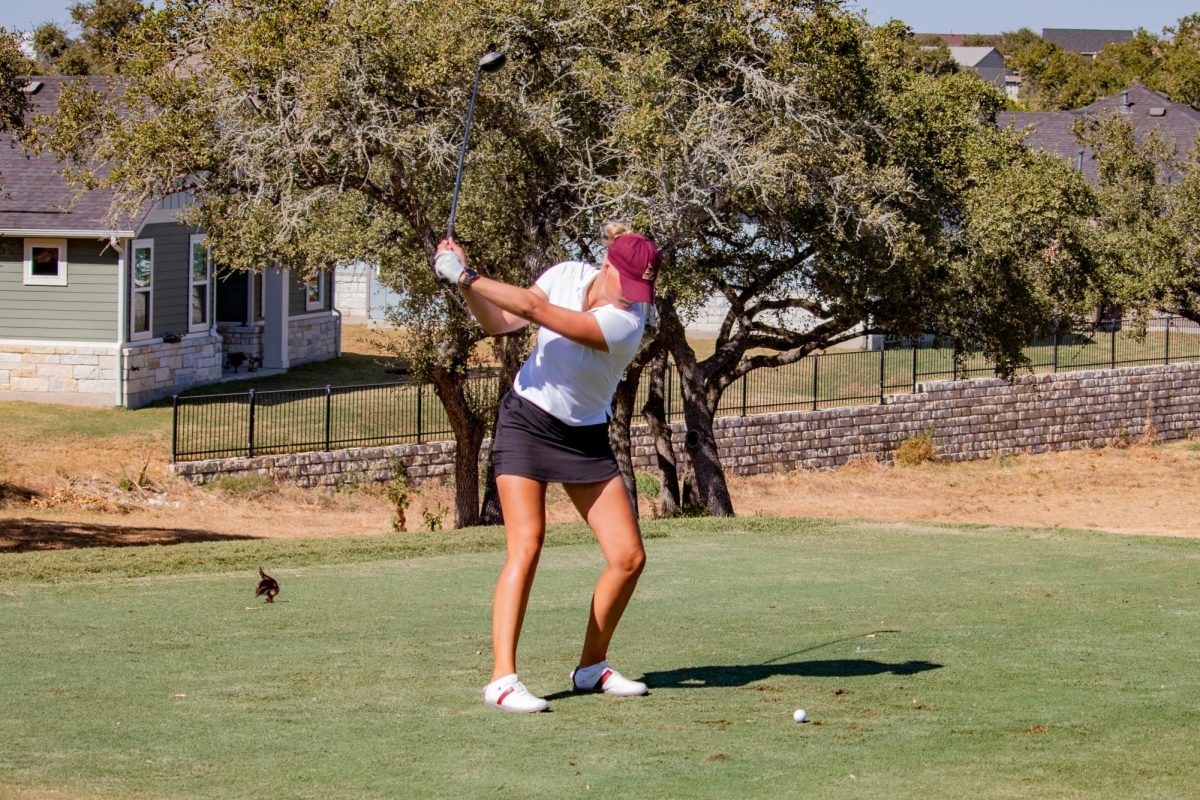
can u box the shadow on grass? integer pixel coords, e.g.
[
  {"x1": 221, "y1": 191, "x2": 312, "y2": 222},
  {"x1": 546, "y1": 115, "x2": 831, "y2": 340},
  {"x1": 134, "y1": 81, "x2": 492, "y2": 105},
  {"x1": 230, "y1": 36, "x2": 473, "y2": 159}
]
[
  {"x1": 640, "y1": 659, "x2": 943, "y2": 689},
  {"x1": 543, "y1": 659, "x2": 942, "y2": 701},
  {"x1": 0, "y1": 517, "x2": 260, "y2": 552}
]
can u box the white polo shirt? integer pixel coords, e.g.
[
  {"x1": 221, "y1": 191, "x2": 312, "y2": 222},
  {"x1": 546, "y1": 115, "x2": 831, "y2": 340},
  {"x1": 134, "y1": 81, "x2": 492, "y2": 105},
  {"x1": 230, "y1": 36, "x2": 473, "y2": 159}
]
[{"x1": 513, "y1": 261, "x2": 647, "y2": 425}]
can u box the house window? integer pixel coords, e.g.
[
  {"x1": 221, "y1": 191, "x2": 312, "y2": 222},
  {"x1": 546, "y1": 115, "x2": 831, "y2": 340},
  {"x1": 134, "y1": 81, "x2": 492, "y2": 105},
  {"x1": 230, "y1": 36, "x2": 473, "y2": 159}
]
[
  {"x1": 23, "y1": 238, "x2": 68, "y2": 286},
  {"x1": 189, "y1": 235, "x2": 211, "y2": 332},
  {"x1": 131, "y1": 239, "x2": 154, "y2": 340},
  {"x1": 305, "y1": 273, "x2": 325, "y2": 311}
]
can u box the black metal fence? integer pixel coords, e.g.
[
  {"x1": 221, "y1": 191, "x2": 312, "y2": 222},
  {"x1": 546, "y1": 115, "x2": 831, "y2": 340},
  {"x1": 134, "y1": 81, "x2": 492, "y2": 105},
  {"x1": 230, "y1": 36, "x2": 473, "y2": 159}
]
[{"x1": 172, "y1": 316, "x2": 1200, "y2": 462}]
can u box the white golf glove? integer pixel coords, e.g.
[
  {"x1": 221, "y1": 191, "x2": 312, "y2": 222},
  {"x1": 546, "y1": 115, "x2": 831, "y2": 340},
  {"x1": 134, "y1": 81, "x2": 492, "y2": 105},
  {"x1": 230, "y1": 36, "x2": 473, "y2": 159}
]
[{"x1": 434, "y1": 250, "x2": 466, "y2": 285}]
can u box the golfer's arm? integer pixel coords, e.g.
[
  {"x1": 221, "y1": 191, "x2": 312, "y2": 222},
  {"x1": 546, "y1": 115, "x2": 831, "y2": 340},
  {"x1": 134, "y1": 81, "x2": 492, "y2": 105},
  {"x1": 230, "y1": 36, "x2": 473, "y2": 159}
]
[
  {"x1": 459, "y1": 277, "x2": 532, "y2": 335},
  {"x1": 463, "y1": 277, "x2": 608, "y2": 351}
]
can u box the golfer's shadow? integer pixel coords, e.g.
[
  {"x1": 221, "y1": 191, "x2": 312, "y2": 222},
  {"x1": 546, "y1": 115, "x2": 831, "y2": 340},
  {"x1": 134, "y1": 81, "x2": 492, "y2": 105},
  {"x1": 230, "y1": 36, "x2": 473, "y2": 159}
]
[
  {"x1": 640, "y1": 658, "x2": 943, "y2": 689},
  {"x1": 542, "y1": 659, "x2": 941, "y2": 701}
]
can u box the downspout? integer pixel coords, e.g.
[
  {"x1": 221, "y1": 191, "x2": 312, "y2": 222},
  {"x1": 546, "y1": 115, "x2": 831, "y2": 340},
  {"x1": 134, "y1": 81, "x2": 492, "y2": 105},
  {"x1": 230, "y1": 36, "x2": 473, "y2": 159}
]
[
  {"x1": 114, "y1": 234, "x2": 127, "y2": 407},
  {"x1": 330, "y1": 269, "x2": 341, "y2": 356}
]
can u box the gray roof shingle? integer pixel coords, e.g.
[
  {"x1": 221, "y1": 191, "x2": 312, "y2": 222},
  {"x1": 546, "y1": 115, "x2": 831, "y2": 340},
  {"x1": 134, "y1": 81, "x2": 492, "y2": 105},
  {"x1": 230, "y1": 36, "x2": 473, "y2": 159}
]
[
  {"x1": 997, "y1": 85, "x2": 1200, "y2": 183},
  {"x1": 1042, "y1": 28, "x2": 1134, "y2": 55},
  {"x1": 0, "y1": 76, "x2": 134, "y2": 235}
]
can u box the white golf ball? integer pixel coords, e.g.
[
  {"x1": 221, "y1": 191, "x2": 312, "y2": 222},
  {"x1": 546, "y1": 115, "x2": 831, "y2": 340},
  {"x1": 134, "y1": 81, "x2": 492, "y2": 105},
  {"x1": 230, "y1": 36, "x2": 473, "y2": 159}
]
[{"x1": 793, "y1": 708, "x2": 808, "y2": 723}]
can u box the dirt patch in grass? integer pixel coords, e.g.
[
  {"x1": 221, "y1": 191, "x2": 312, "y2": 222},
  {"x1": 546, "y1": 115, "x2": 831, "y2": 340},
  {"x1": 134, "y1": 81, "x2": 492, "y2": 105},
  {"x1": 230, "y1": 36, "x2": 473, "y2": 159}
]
[
  {"x1": 729, "y1": 441, "x2": 1200, "y2": 538},
  {"x1": 2, "y1": 440, "x2": 1198, "y2": 549}
]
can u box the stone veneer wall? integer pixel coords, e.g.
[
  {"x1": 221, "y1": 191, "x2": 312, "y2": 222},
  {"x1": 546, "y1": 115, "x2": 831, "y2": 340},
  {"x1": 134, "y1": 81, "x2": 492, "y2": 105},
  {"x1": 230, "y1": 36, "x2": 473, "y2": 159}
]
[
  {"x1": 335, "y1": 266, "x2": 371, "y2": 324},
  {"x1": 172, "y1": 363, "x2": 1200, "y2": 487},
  {"x1": 288, "y1": 314, "x2": 340, "y2": 366},
  {"x1": 0, "y1": 343, "x2": 118, "y2": 397},
  {"x1": 216, "y1": 325, "x2": 263, "y2": 362},
  {"x1": 124, "y1": 333, "x2": 223, "y2": 408}
]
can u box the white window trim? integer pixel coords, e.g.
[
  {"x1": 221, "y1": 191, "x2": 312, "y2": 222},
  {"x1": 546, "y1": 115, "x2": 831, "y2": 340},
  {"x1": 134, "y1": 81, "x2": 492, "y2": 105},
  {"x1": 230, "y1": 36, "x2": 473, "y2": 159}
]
[
  {"x1": 130, "y1": 238, "x2": 154, "y2": 342},
  {"x1": 188, "y1": 234, "x2": 212, "y2": 333},
  {"x1": 305, "y1": 273, "x2": 325, "y2": 311},
  {"x1": 23, "y1": 238, "x2": 68, "y2": 287}
]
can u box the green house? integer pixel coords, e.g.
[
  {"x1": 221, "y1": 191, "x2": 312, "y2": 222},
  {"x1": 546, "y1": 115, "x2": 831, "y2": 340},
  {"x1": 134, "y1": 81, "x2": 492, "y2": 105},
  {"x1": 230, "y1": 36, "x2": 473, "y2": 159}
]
[{"x1": 0, "y1": 77, "x2": 340, "y2": 408}]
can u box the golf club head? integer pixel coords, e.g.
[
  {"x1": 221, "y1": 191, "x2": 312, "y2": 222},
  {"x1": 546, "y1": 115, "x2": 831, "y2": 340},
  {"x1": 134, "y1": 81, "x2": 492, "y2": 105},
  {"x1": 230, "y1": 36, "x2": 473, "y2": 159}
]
[{"x1": 478, "y1": 51, "x2": 506, "y2": 73}]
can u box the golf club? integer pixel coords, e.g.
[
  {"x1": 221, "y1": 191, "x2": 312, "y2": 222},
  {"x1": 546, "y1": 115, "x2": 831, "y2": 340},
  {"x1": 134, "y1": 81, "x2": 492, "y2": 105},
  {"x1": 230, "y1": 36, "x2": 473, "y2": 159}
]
[{"x1": 446, "y1": 50, "x2": 506, "y2": 242}]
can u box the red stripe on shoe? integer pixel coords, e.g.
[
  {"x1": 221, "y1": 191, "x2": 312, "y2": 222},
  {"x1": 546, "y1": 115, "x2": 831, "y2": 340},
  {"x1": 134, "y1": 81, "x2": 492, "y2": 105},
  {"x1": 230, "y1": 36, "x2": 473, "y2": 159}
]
[
  {"x1": 497, "y1": 686, "x2": 515, "y2": 706},
  {"x1": 600, "y1": 668, "x2": 613, "y2": 688}
]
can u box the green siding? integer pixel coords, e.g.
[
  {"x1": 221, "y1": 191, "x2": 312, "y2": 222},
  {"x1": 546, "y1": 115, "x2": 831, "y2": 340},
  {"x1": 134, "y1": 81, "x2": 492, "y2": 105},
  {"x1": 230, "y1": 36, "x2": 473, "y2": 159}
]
[
  {"x1": 0, "y1": 237, "x2": 119, "y2": 342},
  {"x1": 138, "y1": 222, "x2": 201, "y2": 338}
]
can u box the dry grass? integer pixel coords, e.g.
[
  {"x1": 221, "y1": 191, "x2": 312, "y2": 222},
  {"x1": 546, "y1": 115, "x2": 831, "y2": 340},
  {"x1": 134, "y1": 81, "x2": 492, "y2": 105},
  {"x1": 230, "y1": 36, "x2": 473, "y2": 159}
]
[
  {"x1": 3, "y1": 438, "x2": 1199, "y2": 549},
  {"x1": 730, "y1": 440, "x2": 1200, "y2": 538}
]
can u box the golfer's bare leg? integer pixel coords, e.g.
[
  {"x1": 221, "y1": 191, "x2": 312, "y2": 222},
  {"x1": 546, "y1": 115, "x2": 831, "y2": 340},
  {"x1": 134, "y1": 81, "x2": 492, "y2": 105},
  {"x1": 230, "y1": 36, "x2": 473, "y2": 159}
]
[
  {"x1": 492, "y1": 475, "x2": 547, "y2": 680},
  {"x1": 565, "y1": 476, "x2": 646, "y2": 668}
]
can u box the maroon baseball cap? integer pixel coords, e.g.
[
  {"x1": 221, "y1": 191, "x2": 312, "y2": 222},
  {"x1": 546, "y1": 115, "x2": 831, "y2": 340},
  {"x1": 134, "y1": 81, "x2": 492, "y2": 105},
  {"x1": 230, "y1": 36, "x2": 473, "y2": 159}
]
[{"x1": 607, "y1": 233, "x2": 660, "y2": 303}]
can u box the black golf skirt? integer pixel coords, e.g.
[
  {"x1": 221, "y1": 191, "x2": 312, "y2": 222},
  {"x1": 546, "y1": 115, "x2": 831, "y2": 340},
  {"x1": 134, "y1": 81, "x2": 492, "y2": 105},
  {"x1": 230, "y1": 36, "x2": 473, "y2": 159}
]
[{"x1": 491, "y1": 390, "x2": 620, "y2": 484}]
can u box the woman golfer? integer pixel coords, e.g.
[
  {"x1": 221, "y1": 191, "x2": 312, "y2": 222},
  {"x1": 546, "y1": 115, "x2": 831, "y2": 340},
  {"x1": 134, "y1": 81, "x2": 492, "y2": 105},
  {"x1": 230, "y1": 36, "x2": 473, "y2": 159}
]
[{"x1": 434, "y1": 224, "x2": 660, "y2": 713}]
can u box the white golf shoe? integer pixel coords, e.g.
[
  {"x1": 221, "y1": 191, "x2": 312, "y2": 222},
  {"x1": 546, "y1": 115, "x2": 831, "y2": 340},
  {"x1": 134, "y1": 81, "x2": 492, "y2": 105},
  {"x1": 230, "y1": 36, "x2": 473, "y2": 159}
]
[
  {"x1": 570, "y1": 661, "x2": 648, "y2": 697},
  {"x1": 483, "y1": 674, "x2": 549, "y2": 713}
]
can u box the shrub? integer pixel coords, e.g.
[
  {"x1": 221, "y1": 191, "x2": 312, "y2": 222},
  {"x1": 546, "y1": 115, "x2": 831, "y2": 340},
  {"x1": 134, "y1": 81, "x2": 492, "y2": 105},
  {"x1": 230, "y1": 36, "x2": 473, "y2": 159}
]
[
  {"x1": 422, "y1": 503, "x2": 447, "y2": 532},
  {"x1": 896, "y1": 429, "x2": 937, "y2": 466},
  {"x1": 384, "y1": 459, "x2": 411, "y2": 532},
  {"x1": 635, "y1": 472, "x2": 661, "y2": 499}
]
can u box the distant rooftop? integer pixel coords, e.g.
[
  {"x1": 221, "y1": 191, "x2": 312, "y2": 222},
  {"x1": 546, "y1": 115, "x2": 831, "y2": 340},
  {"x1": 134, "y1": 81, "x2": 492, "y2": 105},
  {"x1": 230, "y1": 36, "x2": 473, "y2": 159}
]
[
  {"x1": 948, "y1": 46, "x2": 1000, "y2": 68},
  {"x1": 998, "y1": 85, "x2": 1200, "y2": 183},
  {"x1": 1042, "y1": 28, "x2": 1133, "y2": 55},
  {"x1": 0, "y1": 76, "x2": 128, "y2": 235}
]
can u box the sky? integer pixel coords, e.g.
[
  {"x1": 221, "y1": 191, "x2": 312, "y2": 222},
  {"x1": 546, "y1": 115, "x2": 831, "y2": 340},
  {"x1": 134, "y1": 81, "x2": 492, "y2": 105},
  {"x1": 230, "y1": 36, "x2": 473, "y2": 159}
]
[
  {"x1": 852, "y1": 0, "x2": 1196, "y2": 36},
  {"x1": 0, "y1": 0, "x2": 1195, "y2": 37}
]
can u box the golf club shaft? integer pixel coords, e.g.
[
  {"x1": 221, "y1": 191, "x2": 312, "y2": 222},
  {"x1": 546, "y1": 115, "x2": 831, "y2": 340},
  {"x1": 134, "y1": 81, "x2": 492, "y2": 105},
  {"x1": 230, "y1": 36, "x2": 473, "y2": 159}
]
[{"x1": 446, "y1": 66, "x2": 484, "y2": 242}]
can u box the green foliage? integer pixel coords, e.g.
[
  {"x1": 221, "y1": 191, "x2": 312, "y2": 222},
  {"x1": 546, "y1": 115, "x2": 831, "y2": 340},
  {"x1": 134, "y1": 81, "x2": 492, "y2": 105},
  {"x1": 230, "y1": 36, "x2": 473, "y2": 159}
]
[
  {"x1": 422, "y1": 503, "x2": 447, "y2": 532},
  {"x1": 29, "y1": 2, "x2": 148, "y2": 76},
  {"x1": 37, "y1": 0, "x2": 1109, "y2": 518},
  {"x1": 384, "y1": 458, "x2": 411, "y2": 532},
  {"x1": 1005, "y1": 17, "x2": 1200, "y2": 111},
  {"x1": 0, "y1": 30, "x2": 30, "y2": 134},
  {"x1": 70, "y1": 0, "x2": 148, "y2": 73},
  {"x1": 635, "y1": 471, "x2": 661, "y2": 499},
  {"x1": 32, "y1": 23, "x2": 71, "y2": 65},
  {"x1": 1072, "y1": 110, "x2": 1200, "y2": 325}
]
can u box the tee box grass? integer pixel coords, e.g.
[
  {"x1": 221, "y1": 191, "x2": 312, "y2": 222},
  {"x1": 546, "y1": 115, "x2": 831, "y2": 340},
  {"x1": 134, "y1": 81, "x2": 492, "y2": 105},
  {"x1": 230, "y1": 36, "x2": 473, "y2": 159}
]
[{"x1": 2, "y1": 517, "x2": 1199, "y2": 799}]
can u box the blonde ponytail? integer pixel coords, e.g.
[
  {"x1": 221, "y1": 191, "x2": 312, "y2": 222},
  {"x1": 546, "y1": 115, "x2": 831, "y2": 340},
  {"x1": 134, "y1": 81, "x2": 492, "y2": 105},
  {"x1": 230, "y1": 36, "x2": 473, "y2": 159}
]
[{"x1": 601, "y1": 222, "x2": 633, "y2": 246}]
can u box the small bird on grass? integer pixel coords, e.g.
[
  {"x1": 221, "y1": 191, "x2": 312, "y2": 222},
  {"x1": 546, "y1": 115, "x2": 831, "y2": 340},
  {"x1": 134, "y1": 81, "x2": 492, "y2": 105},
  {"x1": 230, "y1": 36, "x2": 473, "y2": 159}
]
[{"x1": 255, "y1": 568, "x2": 280, "y2": 603}]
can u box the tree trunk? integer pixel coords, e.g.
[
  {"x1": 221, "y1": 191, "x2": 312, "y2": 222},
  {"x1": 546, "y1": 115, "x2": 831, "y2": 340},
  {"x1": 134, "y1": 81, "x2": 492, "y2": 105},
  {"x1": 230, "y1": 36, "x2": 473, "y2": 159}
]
[
  {"x1": 610, "y1": 339, "x2": 660, "y2": 518},
  {"x1": 660, "y1": 303, "x2": 734, "y2": 516},
  {"x1": 430, "y1": 369, "x2": 484, "y2": 529},
  {"x1": 640, "y1": 347, "x2": 680, "y2": 517}
]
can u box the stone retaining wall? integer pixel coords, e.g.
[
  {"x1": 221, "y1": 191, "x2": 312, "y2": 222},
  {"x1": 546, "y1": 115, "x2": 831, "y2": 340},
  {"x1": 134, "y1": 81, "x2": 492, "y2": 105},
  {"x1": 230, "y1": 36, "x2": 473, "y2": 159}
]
[{"x1": 172, "y1": 363, "x2": 1200, "y2": 487}]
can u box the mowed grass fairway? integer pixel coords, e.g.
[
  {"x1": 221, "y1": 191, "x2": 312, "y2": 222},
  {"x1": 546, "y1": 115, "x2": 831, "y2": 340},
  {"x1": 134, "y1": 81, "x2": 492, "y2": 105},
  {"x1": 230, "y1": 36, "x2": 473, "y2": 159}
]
[{"x1": 2, "y1": 518, "x2": 1199, "y2": 799}]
